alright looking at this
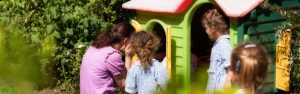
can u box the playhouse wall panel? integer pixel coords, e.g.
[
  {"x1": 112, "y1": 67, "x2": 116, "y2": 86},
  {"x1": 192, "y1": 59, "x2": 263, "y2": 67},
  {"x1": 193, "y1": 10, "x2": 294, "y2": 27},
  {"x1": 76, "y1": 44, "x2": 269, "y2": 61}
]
[{"x1": 237, "y1": 0, "x2": 300, "y2": 93}]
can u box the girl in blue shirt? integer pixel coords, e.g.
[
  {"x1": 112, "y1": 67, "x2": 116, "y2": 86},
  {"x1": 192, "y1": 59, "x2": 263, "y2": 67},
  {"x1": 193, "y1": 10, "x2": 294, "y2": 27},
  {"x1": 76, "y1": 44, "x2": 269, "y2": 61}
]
[
  {"x1": 202, "y1": 7, "x2": 233, "y2": 94},
  {"x1": 125, "y1": 31, "x2": 169, "y2": 94}
]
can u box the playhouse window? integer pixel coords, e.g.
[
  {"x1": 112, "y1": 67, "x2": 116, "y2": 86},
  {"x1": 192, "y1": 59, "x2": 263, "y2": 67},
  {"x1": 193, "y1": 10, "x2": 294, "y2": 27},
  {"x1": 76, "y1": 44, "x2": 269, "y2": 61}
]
[
  {"x1": 190, "y1": 3, "x2": 215, "y2": 92},
  {"x1": 191, "y1": 3, "x2": 213, "y2": 66},
  {"x1": 152, "y1": 23, "x2": 166, "y2": 62}
]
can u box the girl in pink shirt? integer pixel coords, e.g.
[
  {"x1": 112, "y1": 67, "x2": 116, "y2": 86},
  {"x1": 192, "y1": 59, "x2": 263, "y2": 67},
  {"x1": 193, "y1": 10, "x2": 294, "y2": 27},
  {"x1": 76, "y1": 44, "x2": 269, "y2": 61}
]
[{"x1": 80, "y1": 22, "x2": 134, "y2": 94}]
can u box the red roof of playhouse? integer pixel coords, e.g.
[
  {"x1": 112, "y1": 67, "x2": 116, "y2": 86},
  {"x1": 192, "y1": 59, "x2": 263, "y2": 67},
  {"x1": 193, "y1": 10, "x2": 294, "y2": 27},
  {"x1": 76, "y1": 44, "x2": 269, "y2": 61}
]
[
  {"x1": 215, "y1": 0, "x2": 264, "y2": 17},
  {"x1": 122, "y1": 0, "x2": 193, "y2": 13},
  {"x1": 123, "y1": 0, "x2": 264, "y2": 17}
]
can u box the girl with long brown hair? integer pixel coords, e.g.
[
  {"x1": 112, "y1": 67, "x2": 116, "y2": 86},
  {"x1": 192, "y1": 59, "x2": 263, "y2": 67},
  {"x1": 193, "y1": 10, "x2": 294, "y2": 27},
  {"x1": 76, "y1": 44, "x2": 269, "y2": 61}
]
[{"x1": 80, "y1": 22, "x2": 135, "y2": 94}]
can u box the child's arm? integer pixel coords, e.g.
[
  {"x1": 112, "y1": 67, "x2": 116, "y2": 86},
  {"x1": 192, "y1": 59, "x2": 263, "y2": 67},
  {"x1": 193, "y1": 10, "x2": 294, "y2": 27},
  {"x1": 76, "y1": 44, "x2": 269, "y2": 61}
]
[
  {"x1": 113, "y1": 71, "x2": 126, "y2": 90},
  {"x1": 106, "y1": 51, "x2": 127, "y2": 90},
  {"x1": 222, "y1": 43, "x2": 233, "y2": 88},
  {"x1": 224, "y1": 69, "x2": 234, "y2": 88}
]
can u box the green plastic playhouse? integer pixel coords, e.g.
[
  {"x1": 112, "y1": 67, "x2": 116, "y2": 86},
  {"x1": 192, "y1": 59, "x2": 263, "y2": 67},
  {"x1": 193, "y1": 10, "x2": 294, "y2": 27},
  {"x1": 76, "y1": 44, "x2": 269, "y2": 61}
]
[{"x1": 122, "y1": 0, "x2": 300, "y2": 93}]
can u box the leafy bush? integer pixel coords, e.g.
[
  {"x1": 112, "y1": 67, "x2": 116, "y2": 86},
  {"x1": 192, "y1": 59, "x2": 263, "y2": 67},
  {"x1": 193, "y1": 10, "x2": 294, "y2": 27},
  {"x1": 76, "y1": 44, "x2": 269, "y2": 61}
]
[{"x1": 0, "y1": 0, "x2": 130, "y2": 92}]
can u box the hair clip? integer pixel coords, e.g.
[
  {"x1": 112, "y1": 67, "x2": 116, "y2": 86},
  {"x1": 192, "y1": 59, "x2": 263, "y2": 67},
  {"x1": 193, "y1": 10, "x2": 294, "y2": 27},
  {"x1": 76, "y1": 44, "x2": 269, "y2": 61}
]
[
  {"x1": 244, "y1": 44, "x2": 256, "y2": 48},
  {"x1": 235, "y1": 60, "x2": 241, "y2": 74}
]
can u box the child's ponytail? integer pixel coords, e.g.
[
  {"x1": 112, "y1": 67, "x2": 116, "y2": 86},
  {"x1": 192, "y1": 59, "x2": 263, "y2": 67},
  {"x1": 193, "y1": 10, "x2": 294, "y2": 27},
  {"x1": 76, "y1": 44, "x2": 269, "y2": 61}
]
[
  {"x1": 139, "y1": 48, "x2": 152, "y2": 69},
  {"x1": 230, "y1": 41, "x2": 271, "y2": 94},
  {"x1": 92, "y1": 30, "x2": 114, "y2": 48}
]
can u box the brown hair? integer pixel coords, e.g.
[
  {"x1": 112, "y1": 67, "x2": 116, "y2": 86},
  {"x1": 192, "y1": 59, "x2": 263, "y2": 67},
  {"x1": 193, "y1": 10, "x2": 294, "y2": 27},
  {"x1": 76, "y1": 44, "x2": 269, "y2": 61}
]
[
  {"x1": 202, "y1": 7, "x2": 229, "y2": 33},
  {"x1": 230, "y1": 41, "x2": 271, "y2": 94},
  {"x1": 92, "y1": 22, "x2": 135, "y2": 48},
  {"x1": 128, "y1": 31, "x2": 160, "y2": 69}
]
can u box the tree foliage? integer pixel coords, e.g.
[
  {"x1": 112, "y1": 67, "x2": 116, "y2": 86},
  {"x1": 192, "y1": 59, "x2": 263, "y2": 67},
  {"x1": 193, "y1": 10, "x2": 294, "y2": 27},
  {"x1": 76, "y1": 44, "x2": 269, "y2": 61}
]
[
  {"x1": 260, "y1": 2, "x2": 300, "y2": 93},
  {"x1": 0, "y1": 0, "x2": 130, "y2": 92}
]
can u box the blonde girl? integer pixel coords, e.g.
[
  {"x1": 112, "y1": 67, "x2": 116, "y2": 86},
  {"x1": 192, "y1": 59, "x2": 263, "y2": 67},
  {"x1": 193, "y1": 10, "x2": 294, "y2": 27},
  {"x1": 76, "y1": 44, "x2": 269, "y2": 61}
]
[{"x1": 230, "y1": 41, "x2": 271, "y2": 94}]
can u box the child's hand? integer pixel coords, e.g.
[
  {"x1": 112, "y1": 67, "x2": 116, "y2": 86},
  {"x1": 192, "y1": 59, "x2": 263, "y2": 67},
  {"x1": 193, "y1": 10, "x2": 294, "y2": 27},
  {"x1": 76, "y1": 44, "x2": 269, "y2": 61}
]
[
  {"x1": 124, "y1": 44, "x2": 133, "y2": 70},
  {"x1": 224, "y1": 70, "x2": 234, "y2": 88},
  {"x1": 125, "y1": 44, "x2": 132, "y2": 56},
  {"x1": 125, "y1": 56, "x2": 132, "y2": 70}
]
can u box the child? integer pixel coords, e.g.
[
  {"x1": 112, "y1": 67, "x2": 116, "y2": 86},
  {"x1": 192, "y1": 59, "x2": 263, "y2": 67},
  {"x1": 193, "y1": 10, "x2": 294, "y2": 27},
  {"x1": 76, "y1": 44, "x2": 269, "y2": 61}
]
[
  {"x1": 229, "y1": 41, "x2": 271, "y2": 94},
  {"x1": 125, "y1": 31, "x2": 169, "y2": 94},
  {"x1": 202, "y1": 7, "x2": 232, "y2": 94},
  {"x1": 80, "y1": 22, "x2": 134, "y2": 94}
]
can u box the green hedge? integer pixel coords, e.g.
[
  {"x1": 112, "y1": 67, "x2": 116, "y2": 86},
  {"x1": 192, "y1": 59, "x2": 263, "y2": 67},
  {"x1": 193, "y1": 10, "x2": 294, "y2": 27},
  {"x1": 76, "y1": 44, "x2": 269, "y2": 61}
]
[{"x1": 0, "y1": 0, "x2": 130, "y2": 92}]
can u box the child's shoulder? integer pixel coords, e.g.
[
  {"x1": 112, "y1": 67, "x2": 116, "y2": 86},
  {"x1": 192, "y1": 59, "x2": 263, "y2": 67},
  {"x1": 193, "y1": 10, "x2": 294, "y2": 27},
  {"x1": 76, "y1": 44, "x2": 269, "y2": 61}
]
[
  {"x1": 127, "y1": 61, "x2": 142, "y2": 74},
  {"x1": 213, "y1": 37, "x2": 232, "y2": 56},
  {"x1": 152, "y1": 59, "x2": 168, "y2": 72},
  {"x1": 152, "y1": 59, "x2": 161, "y2": 65},
  {"x1": 132, "y1": 59, "x2": 160, "y2": 65},
  {"x1": 131, "y1": 59, "x2": 164, "y2": 70},
  {"x1": 215, "y1": 36, "x2": 232, "y2": 49},
  {"x1": 218, "y1": 38, "x2": 231, "y2": 45},
  {"x1": 131, "y1": 60, "x2": 141, "y2": 69},
  {"x1": 129, "y1": 59, "x2": 164, "y2": 72},
  {"x1": 218, "y1": 40, "x2": 231, "y2": 48}
]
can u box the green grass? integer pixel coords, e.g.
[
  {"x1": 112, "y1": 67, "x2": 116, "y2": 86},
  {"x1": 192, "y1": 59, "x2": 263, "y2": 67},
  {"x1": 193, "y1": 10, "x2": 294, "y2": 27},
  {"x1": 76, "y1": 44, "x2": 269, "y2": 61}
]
[
  {"x1": 191, "y1": 64, "x2": 209, "y2": 94},
  {"x1": 0, "y1": 80, "x2": 38, "y2": 94},
  {"x1": 0, "y1": 81, "x2": 17, "y2": 94}
]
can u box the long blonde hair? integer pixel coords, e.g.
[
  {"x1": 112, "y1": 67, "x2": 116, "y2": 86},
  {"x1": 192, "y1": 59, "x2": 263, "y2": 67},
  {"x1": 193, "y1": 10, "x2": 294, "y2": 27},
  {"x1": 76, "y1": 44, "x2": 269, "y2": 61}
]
[
  {"x1": 128, "y1": 31, "x2": 160, "y2": 69},
  {"x1": 230, "y1": 41, "x2": 271, "y2": 94}
]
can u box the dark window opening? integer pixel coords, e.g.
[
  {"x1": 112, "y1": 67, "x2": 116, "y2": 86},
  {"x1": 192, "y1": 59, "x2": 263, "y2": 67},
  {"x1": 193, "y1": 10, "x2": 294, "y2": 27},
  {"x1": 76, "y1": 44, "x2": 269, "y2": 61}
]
[{"x1": 152, "y1": 23, "x2": 166, "y2": 62}]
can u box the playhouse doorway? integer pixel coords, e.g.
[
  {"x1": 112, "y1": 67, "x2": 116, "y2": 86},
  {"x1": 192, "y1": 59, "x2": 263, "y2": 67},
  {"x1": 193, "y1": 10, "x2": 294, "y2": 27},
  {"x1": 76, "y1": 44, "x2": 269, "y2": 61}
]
[
  {"x1": 191, "y1": 3, "x2": 213, "y2": 69},
  {"x1": 190, "y1": 3, "x2": 214, "y2": 90},
  {"x1": 152, "y1": 23, "x2": 166, "y2": 62}
]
